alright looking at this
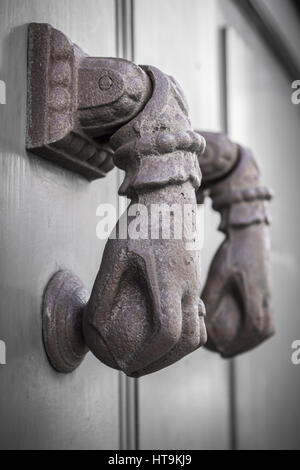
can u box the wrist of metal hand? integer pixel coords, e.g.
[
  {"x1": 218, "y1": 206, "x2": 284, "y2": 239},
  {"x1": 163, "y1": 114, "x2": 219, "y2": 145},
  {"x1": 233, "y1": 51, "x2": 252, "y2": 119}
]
[
  {"x1": 212, "y1": 185, "x2": 273, "y2": 232},
  {"x1": 198, "y1": 142, "x2": 273, "y2": 232},
  {"x1": 212, "y1": 185, "x2": 273, "y2": 211},
  {"x1": 216, "y1": 198, "x2": 272, "y2": 232}
]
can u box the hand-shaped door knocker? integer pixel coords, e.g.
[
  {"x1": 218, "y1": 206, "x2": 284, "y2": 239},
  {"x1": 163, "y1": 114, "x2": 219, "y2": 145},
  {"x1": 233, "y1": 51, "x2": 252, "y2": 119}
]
[
  {"x1": 27, "y1": 24, "x2": 207, "y2": 377},
  {"x1": 196, "y1": 132, "x2": 275, "y2": 357},
  {"x1": 27, "y1": 24, "x2": 274, "y2": 377}
]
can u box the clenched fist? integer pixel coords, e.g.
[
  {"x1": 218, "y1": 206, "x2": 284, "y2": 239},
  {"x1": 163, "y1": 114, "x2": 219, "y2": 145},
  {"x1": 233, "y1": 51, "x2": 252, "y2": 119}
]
[{"x1": 197, "y1": 132, "x2": 275, "y2": 357}]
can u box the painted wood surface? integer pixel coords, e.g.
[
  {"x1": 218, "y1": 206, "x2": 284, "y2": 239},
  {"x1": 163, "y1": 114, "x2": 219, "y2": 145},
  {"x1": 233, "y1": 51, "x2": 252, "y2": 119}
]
[
  {"x1": 226, "y1": 22, "x2": 300, "y2": 449},
  {"x1": 0, "y1": 0, "x2": 120, "y2": 450}
]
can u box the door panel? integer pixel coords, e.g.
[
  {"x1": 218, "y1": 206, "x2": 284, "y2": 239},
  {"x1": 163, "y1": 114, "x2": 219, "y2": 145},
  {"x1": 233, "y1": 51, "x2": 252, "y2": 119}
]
[
  {"x1": 134, "y1": 0, "x2": 230, "y2": 450},
  {"x1": 226, "y1": 25, "x2": 300, "y2": 450},
  {"x1": 1, "y1": 0, "x2": 298, "y2": 451},
  {"x1": 0, "y1": 0, "x2": 120, "y2": 450}
]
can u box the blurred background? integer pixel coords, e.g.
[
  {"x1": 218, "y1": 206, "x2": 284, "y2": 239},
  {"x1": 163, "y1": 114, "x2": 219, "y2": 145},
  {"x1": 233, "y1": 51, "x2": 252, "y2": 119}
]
[{"x1": 0, "y1": 0, "x2": 300, "y2": 450}]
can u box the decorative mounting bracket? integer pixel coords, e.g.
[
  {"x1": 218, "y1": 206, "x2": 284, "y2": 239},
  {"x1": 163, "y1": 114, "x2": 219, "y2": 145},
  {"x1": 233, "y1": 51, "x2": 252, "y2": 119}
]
[{"x1": 26, "y1": 23, "x2": 151, "y2": 179}]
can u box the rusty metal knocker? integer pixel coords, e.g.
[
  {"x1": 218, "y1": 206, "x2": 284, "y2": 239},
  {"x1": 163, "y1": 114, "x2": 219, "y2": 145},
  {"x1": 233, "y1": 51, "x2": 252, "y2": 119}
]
[
  {"x1": 27, "y1": 24, "x2": 274, "y2": 377},
  {"x1": 27, "y1": 24, "x2": 207, "y2": 377},
  {"x1": 196, "y1": 132, "x2": 275, "y2": 357}
]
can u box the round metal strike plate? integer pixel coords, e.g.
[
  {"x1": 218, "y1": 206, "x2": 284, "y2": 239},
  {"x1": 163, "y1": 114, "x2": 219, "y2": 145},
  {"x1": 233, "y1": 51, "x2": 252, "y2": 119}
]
[{"x1": 43, "y1": 270, "x2": 89, "y2": 373}]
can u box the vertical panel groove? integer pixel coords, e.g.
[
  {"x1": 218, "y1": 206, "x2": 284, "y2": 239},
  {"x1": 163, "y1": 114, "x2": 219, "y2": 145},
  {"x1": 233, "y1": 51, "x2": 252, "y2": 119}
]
[
  {"x1": 116, "y1": 0, "x2": 139, "y2": 451},
  {"x1": 219, "y1": 26, "x2": 238, "y2": 451}
]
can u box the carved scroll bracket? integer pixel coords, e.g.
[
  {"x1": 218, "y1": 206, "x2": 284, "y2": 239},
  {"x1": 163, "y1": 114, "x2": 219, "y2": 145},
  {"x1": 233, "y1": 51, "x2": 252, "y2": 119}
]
[{"x1": 26, "y1": 23, "x2": 151, "y2": 179}]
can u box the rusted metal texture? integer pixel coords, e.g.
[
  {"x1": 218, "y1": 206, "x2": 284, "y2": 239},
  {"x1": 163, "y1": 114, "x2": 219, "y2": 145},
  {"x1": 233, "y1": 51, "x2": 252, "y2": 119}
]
[
  {"x1": 36, "y1": 24, "x2": 273, "y2": 375},
  {"x1": 38, "y1": 24, "x2": 207, "y2": 376},
  {"x1": 43, "y1": 270, "x2": 89, "y2": 372},
  {"x1": 84, "y1": 67, "x2": 207, "y2": 378},
  {"x1": 197, "y1": 132, "x2": 275, "y2": 357},
  {"x1": 26, "y1": 23, "x2": 151, "y2": 180}
]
